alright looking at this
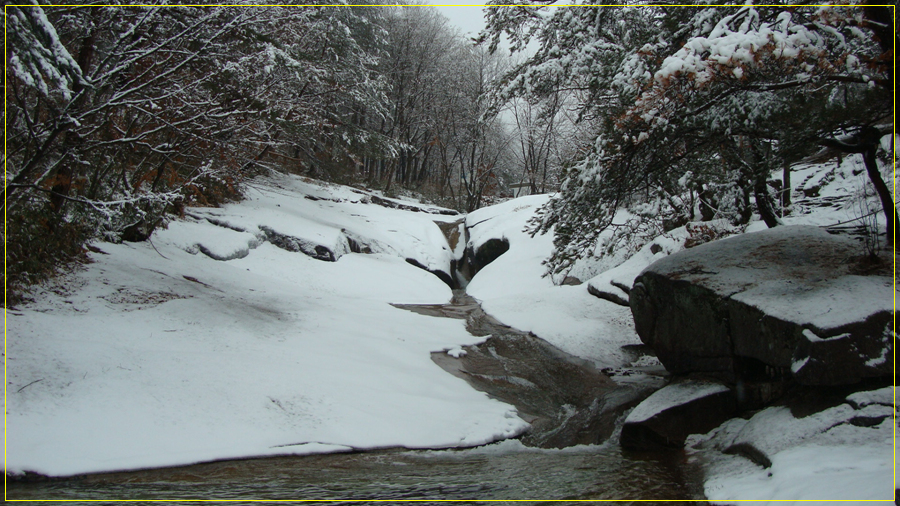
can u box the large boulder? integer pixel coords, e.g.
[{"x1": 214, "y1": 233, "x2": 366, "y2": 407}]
[{"x1": 630, "y1": 226, "x2": 895, "y2": 397}]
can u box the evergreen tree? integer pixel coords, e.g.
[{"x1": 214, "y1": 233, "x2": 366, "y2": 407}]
[{"x1": 481, "y1": 0, "x2": 895, "y2": 278}]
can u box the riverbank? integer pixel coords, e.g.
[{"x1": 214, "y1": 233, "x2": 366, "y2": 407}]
[{"x1": 6, "y1": 174, "x2": 529, "y2": 478}]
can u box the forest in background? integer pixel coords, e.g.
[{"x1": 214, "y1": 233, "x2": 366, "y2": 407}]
[
  {"x1": 4, "y1": 0, "x2": 896, "y2": 301},
  {"x1": 6, "y1": 1, "x2": 579, "y2": 300}
]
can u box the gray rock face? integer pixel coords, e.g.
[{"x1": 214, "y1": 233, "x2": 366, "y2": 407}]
[
  {"x1": 259, "y1": 225, "x2": 340, "y2": 261},
  {"x1": 630, "y1": 226, "x2": 895, "y2": 394},
  {"x1": 467, "y1": 237, "x2": 510, "y2": 275}
]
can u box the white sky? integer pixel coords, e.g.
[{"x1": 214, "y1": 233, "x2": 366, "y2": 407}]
[{"x1": 428, "y1": 2, "x2": 490, "y2": 38}]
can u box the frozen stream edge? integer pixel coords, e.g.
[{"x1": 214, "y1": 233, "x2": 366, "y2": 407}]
[{"x1": 395, "y1": 289, "x2": 668, "y2": 449}]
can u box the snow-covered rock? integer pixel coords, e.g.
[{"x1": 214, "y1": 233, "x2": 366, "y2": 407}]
[
  {"x1": 630, "y1": 225, "x2": 895, "y2": 393},
  {"x1": 620, "y1": 379, "x2": 736, "y2": 449},
  {"x1": 687, "y1": 386, "x2": 895, "y2": 503},
  {"x1": 167, "y1": 174, "x2": 461, "y2": 282}
]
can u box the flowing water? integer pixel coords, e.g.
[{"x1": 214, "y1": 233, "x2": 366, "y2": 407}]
[{"x1": 9, "y1": 291, "x2": 702, "y2": 504}]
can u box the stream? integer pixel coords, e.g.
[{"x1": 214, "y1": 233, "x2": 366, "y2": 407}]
[
  {"x1": 8, "y1": 445, "x2": 698, "y2": 503},
  {"x1": 9, "y1": 291, "x2": 703, "y2": 503}
]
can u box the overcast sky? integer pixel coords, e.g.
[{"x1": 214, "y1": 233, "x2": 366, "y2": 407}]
[{"x1": 428, "y1": 2, "x2": 490, "y2": 39}]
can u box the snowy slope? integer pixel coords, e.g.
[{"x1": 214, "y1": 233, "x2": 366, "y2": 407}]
[
  {"x1": 172, "y1": 174, "x2": 460, "y2": 273},
  {"x1": 464, "y1": 196, "x2": 645, "y2": 370},
  {"x1": 6, "y1": 174, "x2": 525, "y2": 477}
]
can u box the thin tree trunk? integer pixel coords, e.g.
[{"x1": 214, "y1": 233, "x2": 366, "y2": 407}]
[
  {"x1": 821, "y1": 127, "x2": 897, "y2": 250},
  {"x1": 48, "y1": 30, "x2": 96, "y2": 214},
  {"x1": 782, "y1": 160, "x2": 791, "y2": 211},
  {"x1": 863, "y1": 145, "x2": 898, "y2": 250},
  {"x1": 754, "y1": 175, "x2": 782, "y2": 228}
]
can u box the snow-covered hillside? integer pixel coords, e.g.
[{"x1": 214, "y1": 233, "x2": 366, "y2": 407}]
[
  {"x1": 6, "y1": 174, "x2": 526, "y2": 477},
  {"x1": 464, "y1": 196, "x2": 647, "y2": 370}
]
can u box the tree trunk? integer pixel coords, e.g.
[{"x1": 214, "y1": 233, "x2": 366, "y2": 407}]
[
  {"x1": 754, "y1": 175, "x2": 782, "y2": 228},
  {"x1": 49, "y1": 164, "x2": 73, "y2": 214},
  {"x1": 698, "y1": 183, "x2": 717, "y2": 221},
  {"x1": 735, "y1": 172, "x2": 753, "y2": 226},
  {"x1": 862, "y1": 145, "x2": 898, "y2": 250},
  {"x1": 383, "y1": 160, "x2": 397, "y2": 193},
  {"x1": 821, "y1": 127, "x2": 897, "y2": 250},
  {"x1": 782, "y1": 160, "x2": 791, "y2": 210}
]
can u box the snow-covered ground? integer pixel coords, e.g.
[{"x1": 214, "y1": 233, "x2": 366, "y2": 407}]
[
  {"x1": 464, "y1": 196, "x2": 645, "y2": 370},
  {"x1": 6, "y1": 174, "x2": 526, "y2": 477},
  {"x1": 6, "y1": 148, "x2": 896, "y2": 503}
]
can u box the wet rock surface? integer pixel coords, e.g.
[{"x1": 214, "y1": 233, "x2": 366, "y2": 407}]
[
  {"x1": 435, "y1": 219, "x2": 466, "y2": 254},
  {"x1": 395, "y1": 290, "x2": 665, "y2": 449}
]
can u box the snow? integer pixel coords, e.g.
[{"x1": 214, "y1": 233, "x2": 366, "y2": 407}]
[
  {"x1": 7, "y1": 143, "x2": 896, "y2": 502},
  {"x1": 652, "y1": 6, "x2": 837, "y2": 88},
  {"x1": 8, "y1": 5, "x2": 85, "y2": 100},
  {"x1": 180, "y1": 174, "x2": 459, "y2": 274},
  {"x1": 464, "y1": 195, "x2": 643, "y2": 369},
  {"x1": 789, "y1": 356, "x2": 809, "y2": 374},
  {"x1": 445, "y1": 346, "x2": 467, "y2": 358},
  {"x1": 733, "y1": 274, "x2": 894, "y2": 331},
  {"x1": 642, "y1": 224, "x2": 896, "y2": 336},
  {"x1": 585, "y1": 230, "x2": 687, "y2": 301},
  {"x1": 6, "y1": 173, "x2": 525, "y2": 478},
  {"x1": 625, "y1": 380, "x2": 730, "y2": 424},
  {"x1": 155, "y1": 219, "x2": 263, "y2": 260},
  {"x1": 749, "y1": 155, "x2": 877, "y2": 232},
  {"x1": 846, "y1": 387, "x2": 893, "y2": 408},
  {"x1": 802, "y1": 328, "x2": 840, "y2": 343},
  {"x1": 688, "y1": 388, "x2": 896, "y2": 505},
  {"x1": 705, "y1": 443, "x2": 894, "y2": 504}
]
